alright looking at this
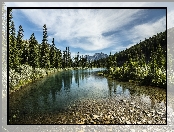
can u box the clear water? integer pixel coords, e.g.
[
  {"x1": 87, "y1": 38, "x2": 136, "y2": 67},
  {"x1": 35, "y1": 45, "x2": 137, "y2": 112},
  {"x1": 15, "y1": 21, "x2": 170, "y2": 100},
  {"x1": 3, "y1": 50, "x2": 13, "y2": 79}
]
[{"x1": 9, "y1": 68, "x2": 166, "y2": 123}]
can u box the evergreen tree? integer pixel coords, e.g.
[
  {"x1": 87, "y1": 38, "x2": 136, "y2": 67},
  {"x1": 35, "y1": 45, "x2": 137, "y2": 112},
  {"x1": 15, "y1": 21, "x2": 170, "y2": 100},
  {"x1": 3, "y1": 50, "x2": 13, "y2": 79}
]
[
  {"x1": 73, "y1": 52, "x2": 79, "y2": 68},
  {"x1": 28, "y1": 33, "x2": 39, "y2": 68},
  {"x1": 9, "y1": 9, "x2": 19, "y2": 69},
  {"x1": 38, "y1": 44, "x2": 42, "y2": 67},
  {"x1": 62, "y1": 50, "x2": 66, "y2": 68},
  {"x1": 22, "y1": 39, "x2": 29, "y2": 65},
  {"x1": 79, "y1": 55, "x2": 82, "y2": 67},
  {"x1": 77, "y1": 52, "x2": 79, "y2": 67},
  {"x1": 50, "y1": 38, "x2": 56, "y2": 68},
  {"x1": 54, "y1": 48, "x2": 59, "y2": 68},
  {"x1": 58, "y1": 49, "x2": 62, "y2": 68},
  {"x1": 67, "y1": 47, "x2": 71, "y2": 67},
  {"x1": 65, "y1": 47, "x2": 68, "y2": 68},
  {"x1": 112, "y1": 54, "x2": 117, "y2": 67},
  {"x1": 156, "y1": 44, "x2": 166, "y2": 69},
  {"x1": 16, "y1": 25, "x2": 24, "y2": 64},
  {"x1": 106, "y1": 52, "x2": 112, "y2": 69},
  {"x1": 40, "y1": 24, "x2": 50, "y2": 68}
]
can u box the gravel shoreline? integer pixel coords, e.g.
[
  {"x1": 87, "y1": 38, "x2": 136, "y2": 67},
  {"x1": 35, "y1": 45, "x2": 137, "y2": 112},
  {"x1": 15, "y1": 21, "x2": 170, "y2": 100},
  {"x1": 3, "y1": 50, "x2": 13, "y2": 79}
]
[{"x1": 11, "y1": 96, "x2": 166, "y2": 124}]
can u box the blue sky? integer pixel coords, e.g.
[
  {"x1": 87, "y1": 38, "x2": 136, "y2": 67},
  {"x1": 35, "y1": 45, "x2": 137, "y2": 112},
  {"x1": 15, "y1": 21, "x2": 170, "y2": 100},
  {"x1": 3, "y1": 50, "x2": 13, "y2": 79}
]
[{"x1": 6, "y1": 2, "x2": 173, "y2": 57}]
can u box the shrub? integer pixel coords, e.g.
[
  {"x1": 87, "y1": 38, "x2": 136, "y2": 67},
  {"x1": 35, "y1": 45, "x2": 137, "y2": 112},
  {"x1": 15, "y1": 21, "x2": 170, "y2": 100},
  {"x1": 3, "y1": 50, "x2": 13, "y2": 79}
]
[{"x1": 9, "y1": 64, "x2": 59, "y2": 91}]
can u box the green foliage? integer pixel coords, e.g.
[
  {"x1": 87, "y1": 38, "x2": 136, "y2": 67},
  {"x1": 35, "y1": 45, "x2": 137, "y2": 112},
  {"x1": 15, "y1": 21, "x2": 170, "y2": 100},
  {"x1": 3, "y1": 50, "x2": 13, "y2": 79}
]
[
  {"x1": 55, "y1": 48, "x2": 62, "y2": 68},
  {"x1": 28, "y1": 33, "x2": 39, "y2": 68},
  {"x1": 40, "y1": 24, "x2": 50, "y2": 68},
  {"x1": 62, "y1": 47, "x2": 72, "y2": 68},
  {"x1": 100, "y1": 31, "x2": 167, "y2": 88},
  {"x1": 9, "y1": 64, "x2": 59, "y2": 91},
  {"x1": 16, "y1": 25, "x2": 24, "y2": 64},
  {"x1": 50, "y1": 38, "x2": 56, "y2": 68},
  {"x1": 9, "y1": 9, "x2": 19, "y2": 69}
]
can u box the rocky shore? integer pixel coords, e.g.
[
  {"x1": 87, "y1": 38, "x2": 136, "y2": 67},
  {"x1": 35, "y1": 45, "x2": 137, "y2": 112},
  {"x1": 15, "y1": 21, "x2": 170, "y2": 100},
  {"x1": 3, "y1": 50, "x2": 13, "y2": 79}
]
[{"x1": 14, "y1": 96, "x2": 166, "y2": 124}]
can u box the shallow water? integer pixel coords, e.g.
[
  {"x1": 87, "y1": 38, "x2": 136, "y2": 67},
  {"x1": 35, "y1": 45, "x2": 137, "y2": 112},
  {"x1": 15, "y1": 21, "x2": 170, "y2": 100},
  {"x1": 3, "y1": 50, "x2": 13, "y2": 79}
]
[{"x1": 9, "y1": 68, "x2": 166, "y2": 124}]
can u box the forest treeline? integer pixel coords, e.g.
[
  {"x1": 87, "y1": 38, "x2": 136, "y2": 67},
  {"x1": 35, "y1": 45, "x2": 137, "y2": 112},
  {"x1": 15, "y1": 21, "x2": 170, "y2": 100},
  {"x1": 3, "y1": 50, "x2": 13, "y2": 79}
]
[
  {"x1": 9, "y1": 9, "x2": 167, "y2": 90},
  {"x1": 9, "y1": 9, "x2": 91, "y2": 91},
  {"x1": 9, "y1": 10, "x2": 90, "y2": 70},
  {"x1": 95, "y1": 30, "x2": 167, "y2": 88}
]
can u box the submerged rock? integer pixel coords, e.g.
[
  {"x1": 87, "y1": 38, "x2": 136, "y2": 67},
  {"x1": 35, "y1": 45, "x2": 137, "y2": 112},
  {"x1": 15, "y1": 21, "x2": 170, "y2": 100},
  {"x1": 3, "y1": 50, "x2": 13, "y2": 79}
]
[{"x1": 10, "y1": 95, "x2": 166, "y2": 124}]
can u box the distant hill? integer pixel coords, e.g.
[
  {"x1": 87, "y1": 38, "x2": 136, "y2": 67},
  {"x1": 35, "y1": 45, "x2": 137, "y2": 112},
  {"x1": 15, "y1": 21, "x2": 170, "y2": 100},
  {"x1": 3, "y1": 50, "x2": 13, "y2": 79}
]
[{"x1": 85, "y1": 52, "x2": 108, "y2": 62}]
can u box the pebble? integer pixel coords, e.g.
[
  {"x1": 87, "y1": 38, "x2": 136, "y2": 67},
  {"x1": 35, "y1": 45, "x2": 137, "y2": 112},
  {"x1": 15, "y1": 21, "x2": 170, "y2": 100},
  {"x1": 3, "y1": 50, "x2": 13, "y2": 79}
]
[{"x1": 10, "y1": 96, "x2": 166, "y2": 124}]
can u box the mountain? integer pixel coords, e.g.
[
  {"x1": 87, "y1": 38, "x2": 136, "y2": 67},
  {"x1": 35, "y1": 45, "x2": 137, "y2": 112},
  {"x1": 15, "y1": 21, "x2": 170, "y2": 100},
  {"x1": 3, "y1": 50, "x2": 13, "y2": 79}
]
[{"x1": 85, "y1": 52, "x2": 108, "y2": 62}]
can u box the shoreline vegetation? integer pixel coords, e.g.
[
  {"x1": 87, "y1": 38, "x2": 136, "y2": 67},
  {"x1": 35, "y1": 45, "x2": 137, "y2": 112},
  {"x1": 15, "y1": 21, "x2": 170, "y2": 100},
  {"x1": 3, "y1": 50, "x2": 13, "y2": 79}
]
[
  {"x1": 97, "y1": 63, "x2": 166, "y2": 89},
  {"x1": 9, "y1": 65, "x2": 89, "y2": 94},
  {"x1": 9, "y1": 63, "x2": 166, "y2": 95}
]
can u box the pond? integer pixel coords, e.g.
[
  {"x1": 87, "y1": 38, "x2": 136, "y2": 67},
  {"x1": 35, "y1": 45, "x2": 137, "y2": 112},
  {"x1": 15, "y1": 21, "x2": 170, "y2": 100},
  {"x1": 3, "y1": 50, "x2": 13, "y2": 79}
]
[{"x1": 9, "y1": 68, "x2": 166, "y2": 124}]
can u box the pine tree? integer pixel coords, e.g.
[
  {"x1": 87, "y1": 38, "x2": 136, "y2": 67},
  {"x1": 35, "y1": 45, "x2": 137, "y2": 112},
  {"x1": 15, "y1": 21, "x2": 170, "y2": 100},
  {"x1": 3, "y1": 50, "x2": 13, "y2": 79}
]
[
  {"x1": 55, "y1": 48, "x2": 59, "y2": 68},
  {"x1": 106, "y1": 52, "x2": 112, "y2": 69},
  {"x1": 58, "y1": 49, "x2": 62, "y2": 68},
  {"x1": 50, "y1": 38, "x2": 56, "y2": 68},
  {"x1": 156, "y1": 44, "x2": 166, "y2": 68},
  {"x1": 16, "y1": 25, "x2": 24, "y2": 65},
  {"x1": 62, "y1": 50, "x2": 66, "y2": 68},
  {"x1": 37, "y1": 44, "x2": 41, "y2": 67},
  {"x1": 28, "y1": 33, "x2": 39, "y2": 69},
  {"x1": 22, "y1": 39, "x2": 29, "y2": 65},
  {"x1": 9, "y1": 9, "x2": 19, "y2": 69},
  {"x1": 79, "y1": 55, "x2": 82, "y2": 67},
  {"x1": 40, "y1": 24, "x2": 50, "y2": 68},
  {"x1": 67, "y1": 47, "x2": 71, "y2": 67},
  {"x1": 65, "y1": 47, "x2": 68, "y2": 68},
  {"x1": 112, "y1": 55, "x2": 117, "y2": 67}
]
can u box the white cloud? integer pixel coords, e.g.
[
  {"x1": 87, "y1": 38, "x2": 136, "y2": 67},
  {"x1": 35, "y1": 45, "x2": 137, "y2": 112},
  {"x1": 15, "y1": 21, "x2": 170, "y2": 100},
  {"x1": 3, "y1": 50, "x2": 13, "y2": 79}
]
[
  {"x1": 10, "y1": 8, "x2": 144, "y2": 51},
  {"x1": 112, "y1": 15, "x2": 166, "y2": 52},
  {"x1": 130, "y1": 15, "x2": 166, "y2": 40}
]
